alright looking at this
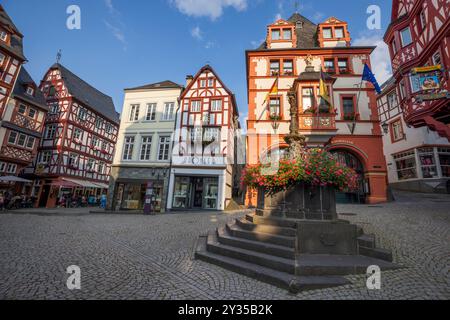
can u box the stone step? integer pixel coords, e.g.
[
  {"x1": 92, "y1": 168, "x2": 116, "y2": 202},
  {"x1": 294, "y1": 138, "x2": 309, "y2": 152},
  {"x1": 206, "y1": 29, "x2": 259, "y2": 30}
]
[
  {"x1": 195, "y1": 236, "x2": 351, "y2": 293},
  {"x1": 359, "y1": 246, "x2": 393, "y2": 262},
  {"x1": 217, "y1": 227, "x2": 295, "y2": 259},
  {"x1": 206, "y1": 232, "x2": 295, "y2": 274},
  {"x1": 357, "y1": 234, "x2": 376, "y2": 249},
  {"x1": 236, "y1": 218, "x2": 297, "y2": 237},
  {"x1": 226, "y1": 223, "x2": 296, "y2": 248},
  {"x1": 296, "y1": 254, "x2": 401, "y2": 276},
  {"x1": 246, "y1": 214, "x2": 298, "y2": 229}
]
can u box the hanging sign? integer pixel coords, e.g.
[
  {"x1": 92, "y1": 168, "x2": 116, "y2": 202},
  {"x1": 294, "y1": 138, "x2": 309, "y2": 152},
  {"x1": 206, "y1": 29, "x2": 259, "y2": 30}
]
[{"x1": 411, "y1": 65, "x2": 442, "y2": 74}]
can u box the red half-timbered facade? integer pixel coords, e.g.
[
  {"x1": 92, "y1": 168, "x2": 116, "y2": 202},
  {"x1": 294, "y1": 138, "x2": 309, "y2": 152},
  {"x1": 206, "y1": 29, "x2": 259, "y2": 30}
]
[
  {"x1": 384, "y1": 0, "x2": 450, "y2": 140},
  {"x1": 167, "y1": 65, "x2": 240, "y2": 211},
  {"x1": 0, "y1": 5, "x2": 26, "y2": 120},
  {"x1": 30, "y1": 63, "x2": 119, "y2": 208}
]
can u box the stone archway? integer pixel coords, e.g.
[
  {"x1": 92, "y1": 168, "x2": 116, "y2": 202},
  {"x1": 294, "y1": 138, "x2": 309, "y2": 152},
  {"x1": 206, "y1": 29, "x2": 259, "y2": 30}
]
[{"x1": 329, "y1": 149, "x2": 367, "y2": 204}]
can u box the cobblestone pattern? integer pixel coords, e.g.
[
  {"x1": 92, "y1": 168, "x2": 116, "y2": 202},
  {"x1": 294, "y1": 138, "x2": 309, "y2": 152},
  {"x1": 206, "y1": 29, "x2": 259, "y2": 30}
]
[{"x1": 0, "y1": 191, "x2": 448, "y2": 300}]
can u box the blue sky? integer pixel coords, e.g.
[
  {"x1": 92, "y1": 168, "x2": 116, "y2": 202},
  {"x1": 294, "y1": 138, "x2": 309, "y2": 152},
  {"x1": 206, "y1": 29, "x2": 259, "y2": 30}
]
[{"x1": 4, "y1": 0, "x2": 393, "y2": 127}]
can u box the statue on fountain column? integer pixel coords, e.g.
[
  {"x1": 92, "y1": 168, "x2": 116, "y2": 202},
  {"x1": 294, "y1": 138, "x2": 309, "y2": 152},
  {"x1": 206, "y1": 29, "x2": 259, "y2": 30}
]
[{"x1": 285, "y1": 85, "x2": 306, "y2": 160}]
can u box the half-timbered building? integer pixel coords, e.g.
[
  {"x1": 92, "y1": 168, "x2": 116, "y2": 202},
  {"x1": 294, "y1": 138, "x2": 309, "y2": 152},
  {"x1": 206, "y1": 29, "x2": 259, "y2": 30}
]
[
  {"x1": 167, "y1": 65, "x2": 241, "y2": 211},
  {"x1": 246, "y1": 13, "x2": 388, "y2": 205},
  {"x1": 0, "y1": 68, "x2": 48, "y2": 194},
  {"x1": 30, "y1": 63, "x2": 120, "y2": 208},
  {"x1": 378, "y1": 0, "x2": 450, "y2": 193}
]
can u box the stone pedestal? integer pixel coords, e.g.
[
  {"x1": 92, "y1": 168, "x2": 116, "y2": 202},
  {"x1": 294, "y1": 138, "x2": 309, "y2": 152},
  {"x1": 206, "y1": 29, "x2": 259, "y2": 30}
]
[{"x1": 256, "y1": 184, "x2": 337, "y2": 221}]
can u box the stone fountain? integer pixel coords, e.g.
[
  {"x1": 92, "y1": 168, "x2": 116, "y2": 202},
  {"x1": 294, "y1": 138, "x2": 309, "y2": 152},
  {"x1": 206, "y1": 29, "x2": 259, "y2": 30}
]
[{"x1": 195, "y1": 78, "x2": 400, "y2": 293}]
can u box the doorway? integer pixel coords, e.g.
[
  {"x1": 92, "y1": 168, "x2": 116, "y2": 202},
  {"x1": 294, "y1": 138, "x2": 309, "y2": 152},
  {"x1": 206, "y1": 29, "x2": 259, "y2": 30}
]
[
  {"x1": 192, "y1": 178, "x2": 204, "y2": 208},
  {"x1": 39, "y1": 185, "x2": 51, "y2": 207}
]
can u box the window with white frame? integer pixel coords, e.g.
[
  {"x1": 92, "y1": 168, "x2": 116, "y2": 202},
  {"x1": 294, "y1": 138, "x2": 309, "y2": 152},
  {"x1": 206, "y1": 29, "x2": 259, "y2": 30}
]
[
  {"x1": 208, "y1": 78, "x2": 214, "y2": 87},
  {"x1": 158, "y1": 136, "x2": 171, "y2": 161},
  {"x1": 418, "y1": 148, "x2": 438, "y2": 178},
  {"x1": 73, "y1": 128, "x2": 83, "y2": 141},
  {"x1": 26, "y1": 136, "x2": 35, "y2": 149},
  {"x1": 204, "y1": 127, "x2": 220, "y2": 142},
  {"x1": 129, "y1": 104, "x2": 140, "y2": 121},
  {"x1": 190, "y1": 100, "x2": 201, "y2": 113},
  {"x1": 334, "y1": 27, "x2": 344, "y2": 38},
  {"x1": 211, "y1": 99, "x2": 222, "y2": 112},
  {"x1": 438, "y1": 148, "x2": 450, "y2": 177},
  {"x1": 6, "y1": 164, "x2": 17, "y2": 174},
  {"x1": 146, "y1": 103, "x2": 156, "y2": 121},
  {"x1": 87, "y1": 158, "x2": 95, "y2": 171},
  {"x1": 45, "y1": 125, "x2": 57, "y2": 139},
  {"x1": 8, "y1": 131, "x2": 17, "y2": 144},
  {"x1": 26, "y1": 86, "x2": 34, "y2": 96},
  {"x1": 391, "y1": 120, "x2": 404, "y2": 141},
  {"x1": 78, "y1": 107, "x2": 88, "y2": 121},
  {"x1": 105, "y1": 123, "x2": 112, "y2": 134},
  {"x1": 92, "y1": 136, "x2": 99, "y2": 148},
  {"x1": 162, "y1": 103, "x2": 175, "y2": 120},
  {"x1": 394, "y1": 151, "x2": 417, "y2": 180},
  {"x1": 432, "y1": 50, "x2": 442, "y2": 66},
  {"x1": 140, "y1": 136, "x2": 152, "y2": 161},
  {"x1": 101, "y1": 140, "x2": 107, "y2": 151},
  {"x1": 199, "y1": 79, "x2": 207, "y2": 88},
  {"x1": 98, "y1": 162, "x2": 105, "y2": 175},
  {"x1": 40, "y1": 151, "x2": 52, "y2": 164},
  {"x1": 271, "y1": 29, "x2": 281, "y2": 40},
  {"x1": 0, "y1": 30, "x2": 7, "y2": 41},
  {"x1": 0, "y1": 53, "x2": 5, "y2": 65},
  {"x1": 95, "y1": 117, "x2": 103, "y2": 129},
  {"x1": 400, "y1": 27, "x2": 412, "y2": 47},
  {"x1": 49, "y1": 103, "x2": 60, "y2": 114},
  {"x1": 323, "y1": 28, "x2": 332, "y2": 39},
  {"x1": 17, "y1": 134, "x2": 27, "y2": 147},
  {"x1": 388, "y1": 92, "x2": 398, "y2": 110},
  {"x1": 123, "y1": 136, "x2": 135, "y2": 160},
  {"x1": 68, "y1": 153, "x2": 78, "y2": 167},
  {"x1": 28, "y1": 108, "x2": 36, "y2": 119}
]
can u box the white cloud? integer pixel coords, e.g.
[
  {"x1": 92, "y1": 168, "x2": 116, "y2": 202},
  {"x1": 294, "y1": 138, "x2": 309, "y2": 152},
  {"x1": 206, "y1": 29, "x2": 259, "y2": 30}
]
[
  {"x1": 191, "y1": 26, "x2": 203, "y2": 40},
  {"x1": 104, "y1": 0, "x2": 119, "y2": 15},
  {"x1": 353, "y1": 34, "x2": 392, "y2": 85},
  {"x1": 104, "y1": 21, "x2": 127, "y2": 47},
  {"x1": 171, "y1": 0, "x2": 248, "y2": 20}
]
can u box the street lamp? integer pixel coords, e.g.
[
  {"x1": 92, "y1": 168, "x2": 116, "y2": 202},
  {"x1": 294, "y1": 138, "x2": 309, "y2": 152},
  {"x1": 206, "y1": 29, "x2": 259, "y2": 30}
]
[{"x1": 381, "y1": 122, "x2": 389, "y2": 134}]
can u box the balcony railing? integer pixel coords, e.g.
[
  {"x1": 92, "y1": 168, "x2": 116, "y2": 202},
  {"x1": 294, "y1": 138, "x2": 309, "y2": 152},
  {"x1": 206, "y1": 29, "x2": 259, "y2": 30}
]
[{"x1": 299, "y1": 114, "x2": 336, "y2": 130}]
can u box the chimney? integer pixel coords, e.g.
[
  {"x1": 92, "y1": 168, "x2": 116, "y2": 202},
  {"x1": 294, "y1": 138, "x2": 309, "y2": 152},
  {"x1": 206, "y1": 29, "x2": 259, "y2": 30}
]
[{"x1": 186, "y1": 75, "x2": 194, "y2": 86}]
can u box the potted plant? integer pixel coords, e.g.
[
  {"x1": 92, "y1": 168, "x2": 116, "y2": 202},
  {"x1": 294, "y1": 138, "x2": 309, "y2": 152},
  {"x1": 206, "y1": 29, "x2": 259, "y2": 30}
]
[{"x1": 242, "y1": 148, "x2": 359, "y2": 220}]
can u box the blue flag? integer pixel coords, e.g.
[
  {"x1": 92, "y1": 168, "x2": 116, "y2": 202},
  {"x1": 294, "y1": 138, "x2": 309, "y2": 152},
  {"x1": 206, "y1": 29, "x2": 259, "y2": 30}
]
[{"x1": 362, "y1": 64, "x2": 381, "y2": 94}]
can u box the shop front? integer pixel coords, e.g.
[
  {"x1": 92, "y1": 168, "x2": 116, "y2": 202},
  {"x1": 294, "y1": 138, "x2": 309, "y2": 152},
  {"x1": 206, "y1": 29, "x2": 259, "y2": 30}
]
[
  {"x1": 114, "y1": 180, "x2": 164, "y2": 211},
  {"x1": 167, "y1": 167, "x2": 227, "y2": 211}
]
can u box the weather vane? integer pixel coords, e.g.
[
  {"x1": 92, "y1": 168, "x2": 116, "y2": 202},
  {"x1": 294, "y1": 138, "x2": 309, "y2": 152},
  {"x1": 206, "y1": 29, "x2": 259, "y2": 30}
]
[{"x1": 56, "y1": 49, "x2": 62, "y2": 64}]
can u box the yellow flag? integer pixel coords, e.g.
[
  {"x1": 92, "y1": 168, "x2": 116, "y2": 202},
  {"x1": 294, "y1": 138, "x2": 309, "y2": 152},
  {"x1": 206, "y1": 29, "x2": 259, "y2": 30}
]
[{"x1": 264, "y1": 77, "x2": 279, "y2": 104}]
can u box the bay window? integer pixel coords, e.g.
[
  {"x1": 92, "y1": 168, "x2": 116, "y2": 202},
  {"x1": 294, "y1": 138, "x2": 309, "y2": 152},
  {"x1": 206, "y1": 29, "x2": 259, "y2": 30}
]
[
  {"x1": 438, "y1": 148, "x2": 450, "y2": 177},
  {"x1": 302, "y1": 88, "x2": 314, "y2": 112},
  {"x1": 400, "y1": 27, "x2": 412, "y2": 47},
  {"x1": 418, "y1": 148, "x2": 438, "y2": 178},
  {"x1": 394, "y1": 151, "x2": 417, "y2": 180}
]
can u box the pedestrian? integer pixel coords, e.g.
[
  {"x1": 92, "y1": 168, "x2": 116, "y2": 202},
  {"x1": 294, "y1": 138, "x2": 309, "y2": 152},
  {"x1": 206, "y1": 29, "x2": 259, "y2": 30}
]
[
  {"x1": 100, "y1": 194, "x2": 107, "y2": 209},
  {"x1": 0, "y1": 192, "x2": 4, "y2": 211}
]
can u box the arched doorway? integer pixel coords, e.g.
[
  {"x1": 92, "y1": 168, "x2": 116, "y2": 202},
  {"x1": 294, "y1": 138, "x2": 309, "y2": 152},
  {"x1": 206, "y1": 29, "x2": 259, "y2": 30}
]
[{"x1": 330, "y1": 150, "x2": 367, "y2": 204}]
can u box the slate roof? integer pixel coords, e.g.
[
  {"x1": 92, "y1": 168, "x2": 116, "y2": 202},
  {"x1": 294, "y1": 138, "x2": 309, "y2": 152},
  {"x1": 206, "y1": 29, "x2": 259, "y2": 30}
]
[
  {"x1": 125, "y1": 80, "x2": 183, "y2": 91},
  {"x1": 50, "y1": 63, "x2": 119, "y2": 124},
  {"x1": 257, "y1": 13, "x2": 319, "y2": 50},
  {"x1": 0, "y1": 5, "x2": 26, "y2": 60},
  {"x1": 12, "y1": 67, "x2": 47, "y2": 110}
]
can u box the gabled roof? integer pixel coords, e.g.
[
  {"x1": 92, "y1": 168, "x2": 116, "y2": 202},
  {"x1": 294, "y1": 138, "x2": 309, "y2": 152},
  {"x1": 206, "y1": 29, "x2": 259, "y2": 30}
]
[
  {"x1": 12, "y1": 67, "x2": 47, "y2": 110},
  {"x1": 49, "y1": 63, "x2": 119, "y2": 124},
  {"x1": 257, "y1": 13, "x2": 319, "y2": 50},
  {"x1": 181, "y1": 65, "x2": 239, "y2": 117},
  {"x1": 125, "y1": 80, "x2": 183, "y2": 91},
  {"x1": 0, "y1": 5, "x2": 26, "y2": 60}
]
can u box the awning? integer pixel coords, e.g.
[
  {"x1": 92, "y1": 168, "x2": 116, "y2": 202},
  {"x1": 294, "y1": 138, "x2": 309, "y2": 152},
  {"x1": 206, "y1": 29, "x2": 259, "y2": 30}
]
[
  {"x1": 0, "y1": 176, "x2": 32, "y2": 183},
  {"x1": 62, "y1": 178, "x2": 105, "y2": 189},
  {"x1": 93, "y1": 182, "x2": 109, "y2": 189}
]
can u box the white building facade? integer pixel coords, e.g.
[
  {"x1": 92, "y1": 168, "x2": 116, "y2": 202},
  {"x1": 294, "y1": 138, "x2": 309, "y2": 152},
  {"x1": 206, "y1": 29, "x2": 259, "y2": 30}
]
[
  {"x1": 377, "y1": 78, "x2": 450, "y2": 193},
  {"x1": 167, "y1": 65, "x2": 240, "y2": 211},
  {"x1": 108, "y1": 81, "x2": 183, "y2": 212}
]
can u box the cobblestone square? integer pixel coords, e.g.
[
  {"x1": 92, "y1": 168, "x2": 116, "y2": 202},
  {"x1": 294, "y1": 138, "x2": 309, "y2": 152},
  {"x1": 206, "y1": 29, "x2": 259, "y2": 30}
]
[{"x1": 0, "y1": 191, "x2": 449, "y2": 300}]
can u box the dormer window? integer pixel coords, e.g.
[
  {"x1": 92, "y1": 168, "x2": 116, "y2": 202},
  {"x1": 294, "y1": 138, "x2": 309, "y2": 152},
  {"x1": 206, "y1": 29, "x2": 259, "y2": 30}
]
[
  {"x1": 0, "y1": 29, "x2": 7, "y2": 42},
  {"x1": 271, "y1": 29, "x2": 281, "y2": 40},
  {"x1": 283, "y1": 29, "x2": 292, "y2": 40},
  {"x1": 335, "y1": 27, "x2": 344, "y2": 38},
  {"x1": 323, "y1": 28, "x2": 332, "y2": 39},
  {"x1": 26, "y1": 86, "x2": 35, "y2": 96}
]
